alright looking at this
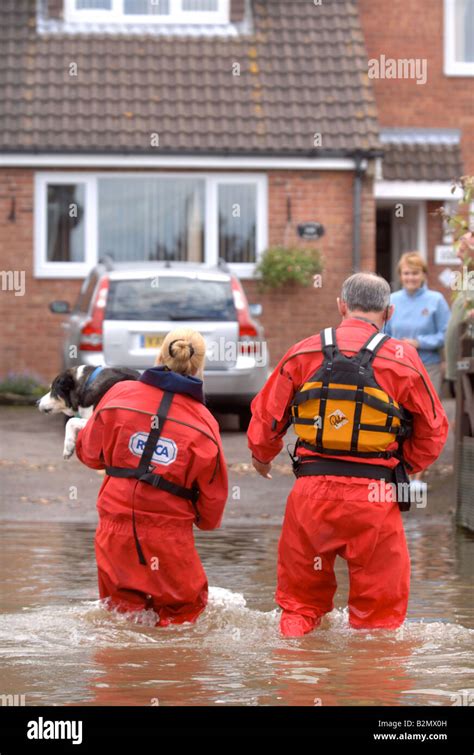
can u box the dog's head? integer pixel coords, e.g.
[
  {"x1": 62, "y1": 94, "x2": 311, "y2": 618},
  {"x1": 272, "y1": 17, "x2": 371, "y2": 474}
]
[{"x1": 37, "y1": 369, "x2": 80, "y2": 416}]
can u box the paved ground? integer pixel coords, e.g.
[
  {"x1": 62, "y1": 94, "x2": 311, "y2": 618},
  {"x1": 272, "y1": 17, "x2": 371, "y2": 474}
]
[{"x1": 0, "y1": 400, "x2": 456, "y2": 526}]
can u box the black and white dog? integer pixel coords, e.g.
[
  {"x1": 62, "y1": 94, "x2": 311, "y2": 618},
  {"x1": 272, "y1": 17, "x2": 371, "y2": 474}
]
[{"x1": 37, "y1": 365, "x2": 140, "y2": 459}]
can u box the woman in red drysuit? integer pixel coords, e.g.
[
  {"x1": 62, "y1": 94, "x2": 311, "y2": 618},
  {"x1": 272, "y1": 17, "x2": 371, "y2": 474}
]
[{"x1": 76, "y1": 328, "x2": 228, "y2": 627}]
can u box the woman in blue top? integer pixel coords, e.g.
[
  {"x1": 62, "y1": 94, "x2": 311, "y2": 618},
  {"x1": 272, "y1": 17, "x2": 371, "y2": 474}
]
[
  {"x1": 386, "y1": 251, "x2": 451, "y2": 494},
  {"x1": 386, "y1": 251, "x2": 451, "y2": 395}
]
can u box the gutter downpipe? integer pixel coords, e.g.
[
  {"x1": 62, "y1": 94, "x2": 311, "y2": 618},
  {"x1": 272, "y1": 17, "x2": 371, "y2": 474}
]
[{"x1": 352, "y1": 151, "x2": 366, "y2": 272}]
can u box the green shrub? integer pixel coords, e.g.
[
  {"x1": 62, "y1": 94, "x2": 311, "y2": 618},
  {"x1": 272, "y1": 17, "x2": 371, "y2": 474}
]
[
  {"x1": 0, "y1": 371, "x2": 48, "y2": 397},
  {"x1": 255, "y1": 246, "x2": 323, "y2": 291}
]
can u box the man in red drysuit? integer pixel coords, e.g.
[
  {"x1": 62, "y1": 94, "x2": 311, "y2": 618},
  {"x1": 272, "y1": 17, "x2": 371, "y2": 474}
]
[
  {"x1": 76, "y1": 331, "x2": 228, "y2": 626},
  {"x1": 247, "y1": 273, "x2": 449, "y2": 637}
]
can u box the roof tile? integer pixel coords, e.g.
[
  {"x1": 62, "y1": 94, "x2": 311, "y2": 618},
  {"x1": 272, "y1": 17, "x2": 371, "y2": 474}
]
[
  {"x1": 0, "y1": 0, "x2": 381, "y2": 154},
  {"x1": 382, "y1": 141, "x2": 463, "y2": 182}
]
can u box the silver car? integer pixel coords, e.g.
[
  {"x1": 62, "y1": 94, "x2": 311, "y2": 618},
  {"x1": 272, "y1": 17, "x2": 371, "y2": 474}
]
[{"x1": 49, "y1": 260, "x2": 270, "y2": 429}]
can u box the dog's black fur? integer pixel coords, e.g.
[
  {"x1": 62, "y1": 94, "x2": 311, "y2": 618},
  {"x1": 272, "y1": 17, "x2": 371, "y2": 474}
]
[
  {"x1": 42, "y1": 365, "x2": 140, "y2": 416},
  {"x1": 38, "y1": 365, "x2": 141, "y2": 459}
]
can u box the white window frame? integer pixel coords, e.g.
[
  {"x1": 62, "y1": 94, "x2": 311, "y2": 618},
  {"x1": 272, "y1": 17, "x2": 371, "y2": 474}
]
[
  {"x1": 64, "y1": 0, "x2": 230, "y2": 25},
  {"x1": 211, "y1": 174, "x2": 268, "y2": 279},
  {"x1": 35, "y1": 171, "x2": 268, "y2": 280},
  {"x1": 444, "y1": 0, "x2": 474, "y2": 76},
  {"x1": 35, "y1": 173, "x2": 97, "y2": 278}
]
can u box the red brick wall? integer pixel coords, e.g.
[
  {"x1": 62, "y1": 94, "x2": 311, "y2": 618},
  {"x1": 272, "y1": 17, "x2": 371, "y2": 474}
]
[
  {"x1": 0, "y1": 167, "x2": 375, "y2": 383},
  {"x1": 244, "y1": 170, "x2": 376, "y2": 364},
  {"x1": 358, "y1": 0, "x2": 474, "y2": 175},
  {"x1": 0, "y1": 169, "x2": 83, "y2": 386},
  {"x1": 359, "y1": 0, "x2": 470, "y2": 308}
]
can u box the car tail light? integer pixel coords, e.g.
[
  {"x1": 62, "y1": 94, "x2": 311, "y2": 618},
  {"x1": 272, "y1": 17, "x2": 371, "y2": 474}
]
[
  {"x1": 230, "y1": 276, "x2": 259, "y2": 353},
  {"x1": 79, "y1": 277, "x2": 109, "y2": 352}
]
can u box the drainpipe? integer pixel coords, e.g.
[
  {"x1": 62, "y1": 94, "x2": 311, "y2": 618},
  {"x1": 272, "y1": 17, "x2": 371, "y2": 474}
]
[{"x1": 352, "y1": 152, "x2": 366, "y2": 272}]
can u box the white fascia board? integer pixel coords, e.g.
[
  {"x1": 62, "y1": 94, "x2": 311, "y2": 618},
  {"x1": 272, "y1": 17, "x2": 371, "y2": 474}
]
[
  {"x1": 375, "y1": 181, "x2": 464, "y2": 200},
  {"x1": 0, "y1": 153, "x2": 357, "y2": 171}
]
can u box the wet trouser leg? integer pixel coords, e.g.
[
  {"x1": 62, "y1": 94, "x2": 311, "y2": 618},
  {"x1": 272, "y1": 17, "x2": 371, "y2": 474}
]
[
  {"x1": 346, "y1": 501, "x2": 410, "y2": 630},
  {"x1": 95, "y1": 516, "x2": 208, "y2": 625},
  {"x1": 275, "y1": 482, "x2": 338, "y2": 622},
  {"x1": 275, "y1": 477, "x2": 410, "y2": 630}
]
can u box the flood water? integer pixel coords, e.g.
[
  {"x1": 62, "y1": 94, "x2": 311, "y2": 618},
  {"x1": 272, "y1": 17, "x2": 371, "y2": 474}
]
[{"x1": 1, "y1": 519, "x2": 473, "y2": 707}]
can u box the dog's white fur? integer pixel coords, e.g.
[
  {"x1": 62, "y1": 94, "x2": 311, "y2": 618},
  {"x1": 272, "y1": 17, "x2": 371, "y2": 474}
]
[
  {"x1": 62, "y1": 415, "x2": 90, "y2": 460},
  {"x1": 37, "y1": 390, "x2": 92, "y2": 460},
  {"x1": 38, "y1": 364, "x2": 139, "y2": 460}
]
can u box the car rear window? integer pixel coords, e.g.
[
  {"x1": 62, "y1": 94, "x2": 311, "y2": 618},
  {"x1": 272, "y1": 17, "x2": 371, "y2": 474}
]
[{"x1": 105, "y1": 276, "x2": 236, "y2": 321}]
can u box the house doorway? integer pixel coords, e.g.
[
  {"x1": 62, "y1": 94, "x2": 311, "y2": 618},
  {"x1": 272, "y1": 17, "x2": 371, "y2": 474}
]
[{"x1": 376, "y1": 201, "x2": 427, "y2": 290}]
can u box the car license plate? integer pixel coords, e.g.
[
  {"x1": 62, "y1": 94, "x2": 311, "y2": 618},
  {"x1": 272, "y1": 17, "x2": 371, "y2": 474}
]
[{"x1": 143, "y1": 335, "x2": 165, "y2": 349}]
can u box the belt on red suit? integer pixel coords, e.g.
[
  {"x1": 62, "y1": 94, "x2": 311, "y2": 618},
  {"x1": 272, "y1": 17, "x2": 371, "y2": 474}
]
[
  {"x1": 292, "y1": 455, "x2": 411, "y2": 512},
  {"x1": 104, "y1": 389, "x2": 200, "y2": 565},
  {"x1": 293, "y1": 456, "x2": 396, "y2": 482},
  {"x1": 106, "y1": 465, "x2": 199, "y2": 504}
]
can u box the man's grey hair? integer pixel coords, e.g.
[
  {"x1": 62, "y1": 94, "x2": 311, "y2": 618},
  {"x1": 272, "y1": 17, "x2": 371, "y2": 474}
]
[{"x1": 340, "y1": 272, "x2": 391, "y2": 313}]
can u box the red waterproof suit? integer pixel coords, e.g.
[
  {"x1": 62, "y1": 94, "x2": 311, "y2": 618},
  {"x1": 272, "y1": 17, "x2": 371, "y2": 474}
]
[
  {"x1": 247, "y1": 318, "x2": 449, "y2": 630},
  {"x1": 76, "y1": 367, "x2": 228, "y2": 625}
]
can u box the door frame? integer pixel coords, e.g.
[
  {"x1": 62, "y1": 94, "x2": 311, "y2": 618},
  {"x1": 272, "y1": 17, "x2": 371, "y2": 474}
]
[{"x1": 376, "y1": 199, "x2": 427, "y2": 289}]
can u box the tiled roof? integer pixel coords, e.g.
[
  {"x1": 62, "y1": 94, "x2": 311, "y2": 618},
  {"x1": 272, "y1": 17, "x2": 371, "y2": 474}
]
[
  {"x1": 0, "y1": 0, "x2": 381, "y2": 155},
  {"x1": 380, "y1": 129, "x2": 464, "y2": 182}
]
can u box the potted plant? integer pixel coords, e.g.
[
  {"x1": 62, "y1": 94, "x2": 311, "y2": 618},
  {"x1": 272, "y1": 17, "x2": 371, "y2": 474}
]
[{"x1": 255, "y1": 246, "x2": 323, "y2": 292}]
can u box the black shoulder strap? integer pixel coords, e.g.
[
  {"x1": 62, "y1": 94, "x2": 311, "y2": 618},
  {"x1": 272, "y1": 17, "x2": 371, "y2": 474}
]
[
  {"x1": 136, "y1": 391, "x2": 174, "y2": 476},
  {"x1": 105, "y1": 390, "x2": 174, "y2": 479},
  {"x1": 131, "y1": 391, "x2": 174, "y2": 567},
  {"x1": 357, "y1": 332, "x2": 391, "y2": 368},
  {"x1": 103, "y1": 390, "x2": 201, "y2": 567},
  {"x1": 314, "y1": 328, "x2": 337, "y2": 449},
  {"x1": 350, "y1": 332, "x2": 390, "y2": 452},
  {"x1": 321, "y1": 327, "x2": 337, "y2": 358}
]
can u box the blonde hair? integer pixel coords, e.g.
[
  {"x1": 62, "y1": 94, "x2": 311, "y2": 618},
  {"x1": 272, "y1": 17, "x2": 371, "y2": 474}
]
[
  {"x1": 397, "y1": 251, "x2": 427, "y2": 275},
  {"x1": 154, "y1": 328, "x2": 206, "y2": 379}
]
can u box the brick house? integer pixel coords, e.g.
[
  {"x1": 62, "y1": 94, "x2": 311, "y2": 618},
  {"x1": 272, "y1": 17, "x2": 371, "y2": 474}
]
[
  {"x1": 359, "y1": 0, "x2": 473, "y2": 297},
  {"x1": 0, "y1": 0, "x2": 472, "y2": 383}
]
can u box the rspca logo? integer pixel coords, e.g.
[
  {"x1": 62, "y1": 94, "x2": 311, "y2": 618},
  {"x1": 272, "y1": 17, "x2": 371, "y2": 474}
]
[{"x1": 129, "y1": 432, "x2": 177, "y2": 466}]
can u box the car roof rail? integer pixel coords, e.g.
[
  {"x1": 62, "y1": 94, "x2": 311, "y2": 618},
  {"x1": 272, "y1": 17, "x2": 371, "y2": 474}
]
[{"x1": 98, "y1": 254, "x2": 115, "y2": 271}]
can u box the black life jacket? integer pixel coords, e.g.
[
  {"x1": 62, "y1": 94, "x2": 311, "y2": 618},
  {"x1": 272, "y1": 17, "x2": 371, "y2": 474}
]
[{"x1": 290, "y1": 327, "x2": 413, "y2": 459}]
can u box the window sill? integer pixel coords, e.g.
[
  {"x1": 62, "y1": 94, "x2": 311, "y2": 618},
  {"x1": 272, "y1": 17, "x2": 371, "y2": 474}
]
[
  {"x1": 227, "y1": 263, "x2": 258, "y2": 280},
  {"x1": 34, "y1": 263, "x2": 93, "y2": 279},
  {"x1": 444, "y1": 62, "x2": 474, "y2": 76}
]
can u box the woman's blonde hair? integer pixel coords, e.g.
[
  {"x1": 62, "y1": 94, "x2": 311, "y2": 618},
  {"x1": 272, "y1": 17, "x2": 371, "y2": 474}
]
[
  {"x1": 154, "y1": 328, "x2": 206, "y2": 379},
  {"x1": 397, "y1": 251, "x2": 427, "y2": 275}
]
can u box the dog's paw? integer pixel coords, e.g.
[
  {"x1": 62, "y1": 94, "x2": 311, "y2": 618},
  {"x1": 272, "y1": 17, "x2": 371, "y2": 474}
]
[{"x1": 63, "y1": 442, "x2": 75, "y2": 460}]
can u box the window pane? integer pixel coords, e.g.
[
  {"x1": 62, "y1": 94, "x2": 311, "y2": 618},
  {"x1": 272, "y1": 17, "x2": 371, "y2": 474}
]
[
  {"x1": 124, "y1": 0, "x2": 170, "y2": 13},
  {"x1": 47, "y1": 184, "x2": 85, "y2": 262},
  {"x1": 98, "y1": 178, "x2": 205, "y2": 263},
  {"x1": 455, "y1": 0, "x2": 474, "y2": 62},
  {"x1": 218, "y1": 184, "x2": 257, "y2": 264},
  {"x1": 105, "y1": 278, "x2": 235, "y2": 321},
  {"x1": 76, "y1": 0, "x2": 112, "y2": 9},
  {"x1": 182, "y1": 0, "x2": 219, "y2": 10}
]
